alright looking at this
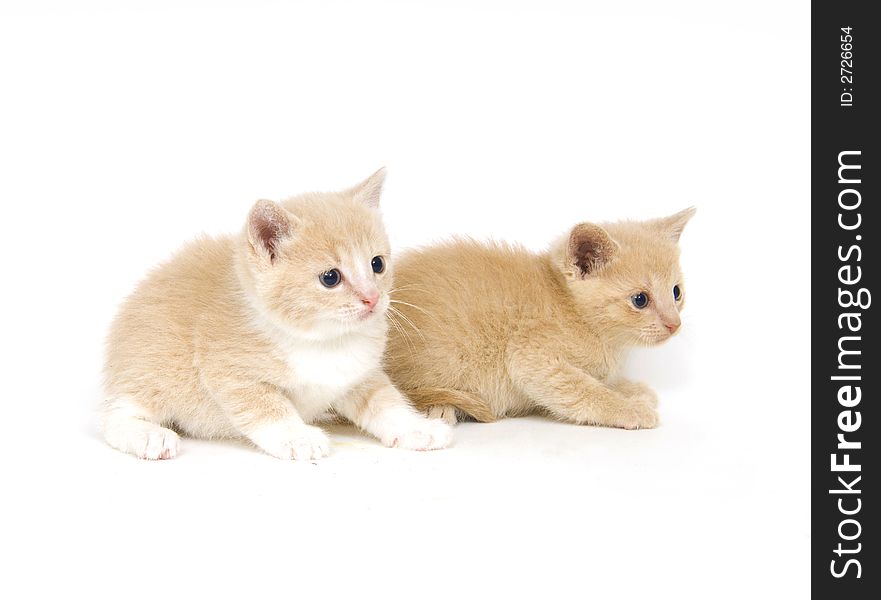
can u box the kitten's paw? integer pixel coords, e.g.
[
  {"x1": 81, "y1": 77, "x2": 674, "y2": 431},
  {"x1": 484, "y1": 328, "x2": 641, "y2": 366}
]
[
  {"x1": 426, "y1": 404, "x2": 459, "y2": 425},
  {"x1": 105, "y1": 424, "x2": 179, "y2": 460},
  {"x1": 383, "y1": 418, "x2": 452, "y2": 451},
  {"x1": 250, "y1": 422, "x2": 330, "y2": 460},
  {"x1": 101, "y1": 411, "x2": 180, "y2": 460},
  {"x1": 613, "y1": 381, "x2": 659, "y2": 408},
  {"x1": 139, "y1": 428, "x2": 180, "y2": 460},
  {"x1": 610, "y1": 399, "x2": 659, "y2": 430}
]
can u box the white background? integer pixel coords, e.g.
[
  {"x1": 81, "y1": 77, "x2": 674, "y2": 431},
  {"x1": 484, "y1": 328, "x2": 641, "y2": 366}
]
[{"x1": 0, "y1": 1, "x2": 809, "y2": 598}]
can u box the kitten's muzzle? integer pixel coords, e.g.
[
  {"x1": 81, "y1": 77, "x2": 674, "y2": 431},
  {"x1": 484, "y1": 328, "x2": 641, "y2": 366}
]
[
  {"x1": 359, "y1": 291, "x2": 380, "y2": 311},
  {"x1": 352, "y1": 291, "x2": 382, "y2": 321}
]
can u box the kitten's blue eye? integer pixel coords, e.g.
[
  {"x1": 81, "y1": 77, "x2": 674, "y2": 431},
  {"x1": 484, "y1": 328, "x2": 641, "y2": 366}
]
[
  {"x1": 631, "y1": 292, "x2": 649, "y2": 309},
  {"x1": 320, "y1": 269, "x2": 341, "y2": 288},
  {"x1": 673, "y1": 285, "x2": 682, "y2": 301},
  {"x1": 371, "y1": 256, "x2": 385, "y2": 274}
]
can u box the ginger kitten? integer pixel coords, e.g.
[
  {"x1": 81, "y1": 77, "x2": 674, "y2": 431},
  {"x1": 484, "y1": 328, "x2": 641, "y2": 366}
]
[
  {"x1": 384, "y1": 208, "x2": 695, "y2": 429},
  {"x1": 101, "y1": 169, "x2": 451, "y2": 460}
]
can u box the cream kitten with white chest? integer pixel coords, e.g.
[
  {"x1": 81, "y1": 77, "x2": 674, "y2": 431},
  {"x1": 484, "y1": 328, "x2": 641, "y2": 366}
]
[
  {"x1": 101, "y1": 169, "x2": 451, "y2": 460},
  {"x1": 384, "y1": 208, "x2": 695, "y2": 429}
]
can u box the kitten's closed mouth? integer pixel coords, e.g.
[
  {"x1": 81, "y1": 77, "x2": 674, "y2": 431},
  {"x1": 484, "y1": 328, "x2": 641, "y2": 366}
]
[
  {"x1": 359, "y1": 308, "x2": 380, "y2": 321},
  {"x1": 347, "y1": 306, "x2": 378, "y2": 322}
]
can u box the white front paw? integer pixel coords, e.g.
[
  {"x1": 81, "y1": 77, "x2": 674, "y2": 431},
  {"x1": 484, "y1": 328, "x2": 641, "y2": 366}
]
[
  {"x1": 249, "y1": 422, "x2": 330, "y2": 460},
  {"x1": 383, "y1": 418, "x2": 452, "y2": 451}
]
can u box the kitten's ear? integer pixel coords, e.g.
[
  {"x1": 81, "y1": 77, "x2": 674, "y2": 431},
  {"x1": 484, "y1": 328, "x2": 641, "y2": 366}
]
[
  {"x1": 567, "y1": 223, "x2": 618, "y2": 278},
  {"x1": 247, "y1": 200, "x2": 297, "y2": 263},
  {"x1": 351, "y1": 167, "x2": 386, "y2": 209},
  {"x1": 653, "y1": 207, "x2": 696, "y2": 242}
]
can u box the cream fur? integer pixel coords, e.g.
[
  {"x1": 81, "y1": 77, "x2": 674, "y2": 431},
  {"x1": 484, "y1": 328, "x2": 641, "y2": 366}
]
[
  {"x1": 384, "y1": 208, "x2": 695, "y2": 429},
  {"x1": 100, "y1": 169, "x2": 451, "y2": 460}
]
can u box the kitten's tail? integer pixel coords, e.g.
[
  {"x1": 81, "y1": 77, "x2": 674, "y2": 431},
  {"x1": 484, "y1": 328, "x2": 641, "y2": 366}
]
[{"x1": 403, "y1": 387, "x2": 497, "y2": 423}]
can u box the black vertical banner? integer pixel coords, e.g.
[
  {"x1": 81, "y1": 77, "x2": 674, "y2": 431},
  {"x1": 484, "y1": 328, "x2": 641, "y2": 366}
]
[{"x1": 813, "y1": 1, "x2": 878, "y2": 596}]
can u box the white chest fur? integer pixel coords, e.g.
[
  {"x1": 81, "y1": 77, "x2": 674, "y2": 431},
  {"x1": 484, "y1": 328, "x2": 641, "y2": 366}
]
[
  {"x1": 285, "y1": 336, "x2": 378, "y2": 390},
  {"x1": 244, "y1": 294, "x2": 384, "y2": 419},
  {"x1": 273, "y1": 333, "x2": 381, "y2": 418}
]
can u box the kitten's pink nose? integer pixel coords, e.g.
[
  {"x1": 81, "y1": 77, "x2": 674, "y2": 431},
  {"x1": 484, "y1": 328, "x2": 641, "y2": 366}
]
[
  {"x1": 664, "y1": 321, "x2": 680, "y2": 334},
  {"x1": 360, "y1": 291, "x2": 380, "y2": 310}
]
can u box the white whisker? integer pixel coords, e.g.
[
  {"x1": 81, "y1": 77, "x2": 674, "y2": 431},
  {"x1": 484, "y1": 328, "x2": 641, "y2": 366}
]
[
  {"x1": 388, "y1": 305, "x2": 426, "y2": 343},
  {"x1": 388, "y1": 298, "x2": 436, "y2": 321},
  {"x1": 387, "y1": 310, "x2": 417, "y2": 353},
  {"x1": 388, "y1": 284, "x2": 429, "y2": 294}
]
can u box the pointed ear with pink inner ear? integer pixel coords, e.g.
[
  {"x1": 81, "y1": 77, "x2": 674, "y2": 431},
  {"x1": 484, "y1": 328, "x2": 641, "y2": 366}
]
[
  {"x1": 567, "y1": 222, "x2": 619, "y2": 278},
  {"x1": 351, "y1": 167, "x2": 387, "y2": 209},
  {"x1": 652, "y1": 207, "x2": 696, "y2": 242},
  {"x1": 247, "y1": 200, "x2": 298, "y2": 263}
]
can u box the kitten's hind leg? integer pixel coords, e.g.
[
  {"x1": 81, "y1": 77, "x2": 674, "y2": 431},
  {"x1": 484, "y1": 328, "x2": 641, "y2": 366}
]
[
  {"x1": 426, "y1": 404, "x2": 461, "y2": 426},
  {"x1": 99, "y1": 395, "x2": 180, "y2": 460},
  {"x1": 405, "y1": 387, "x2": 496, "y2": 424}
]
